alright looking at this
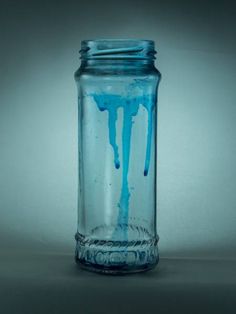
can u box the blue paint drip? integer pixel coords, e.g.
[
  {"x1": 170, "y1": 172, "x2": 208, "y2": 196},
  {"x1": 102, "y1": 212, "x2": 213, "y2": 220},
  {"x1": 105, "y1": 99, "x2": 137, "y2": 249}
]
[
  {"x1": 92, "y1": 94, "x2": 121, "y2": 169},
  {"x1": 142, "y1": 95, "x2": 155, "y2": 176},
  {"x1": 117, "y1": 100, "x2": 139, "y2": 227},
  {"x1": 108, "y1": 106, "x2": 120, "y2": 169},
  {"x1": 91, "y1": 93, "x2": 155, "y2": 238}
]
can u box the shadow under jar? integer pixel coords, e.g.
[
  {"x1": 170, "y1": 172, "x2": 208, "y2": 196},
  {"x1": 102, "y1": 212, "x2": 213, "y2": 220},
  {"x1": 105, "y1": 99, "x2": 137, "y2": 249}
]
[{"x1": 74, "y1": 39, "x2": 161, "y2": 274}]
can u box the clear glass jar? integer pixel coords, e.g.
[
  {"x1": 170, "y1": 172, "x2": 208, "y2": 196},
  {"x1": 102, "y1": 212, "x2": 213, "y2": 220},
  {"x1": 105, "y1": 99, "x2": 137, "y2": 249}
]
[{"x1": 74, "y1": 39, "x2": 161, "y2": 274}]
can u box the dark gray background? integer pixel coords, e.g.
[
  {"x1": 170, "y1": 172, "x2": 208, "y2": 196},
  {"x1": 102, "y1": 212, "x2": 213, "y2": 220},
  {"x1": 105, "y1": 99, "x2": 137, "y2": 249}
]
[{"x1": 0, "y1": 0, "x2": 236, "y2": 313}]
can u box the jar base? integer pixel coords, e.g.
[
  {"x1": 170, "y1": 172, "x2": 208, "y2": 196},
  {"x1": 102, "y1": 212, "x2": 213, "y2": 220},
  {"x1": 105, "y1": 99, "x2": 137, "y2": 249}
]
[
  {"x1": 75, "y1": 228, "x2": 159, "y2": 275},
  {"x1": 75, "y1": 257, "x2": 158, "y2": 275}
]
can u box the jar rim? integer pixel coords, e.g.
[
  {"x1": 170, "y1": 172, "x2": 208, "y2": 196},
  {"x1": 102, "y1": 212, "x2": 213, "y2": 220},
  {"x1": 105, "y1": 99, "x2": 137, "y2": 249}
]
[{"x1": 82, "y1": 38, "x2": 155, "y2": 43}]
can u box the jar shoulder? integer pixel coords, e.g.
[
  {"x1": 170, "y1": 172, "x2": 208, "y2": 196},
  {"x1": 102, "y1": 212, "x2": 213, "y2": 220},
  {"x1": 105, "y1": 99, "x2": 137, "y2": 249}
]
[{"x1": 74, "y1": 65, "x2": 161, "y2": 82}]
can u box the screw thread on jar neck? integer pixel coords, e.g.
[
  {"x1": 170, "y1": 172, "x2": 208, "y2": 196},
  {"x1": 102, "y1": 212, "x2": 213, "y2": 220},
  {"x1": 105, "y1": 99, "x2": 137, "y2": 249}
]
[{"x1": 79, "y1": 39, "x2": 157, "y2": 62}]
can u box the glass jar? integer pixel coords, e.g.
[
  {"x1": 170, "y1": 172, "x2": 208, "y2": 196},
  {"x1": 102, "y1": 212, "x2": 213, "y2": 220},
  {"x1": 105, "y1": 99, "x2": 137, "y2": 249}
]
[{"x1": 74, "y1": 39, "x2": 161, "y2": 274}]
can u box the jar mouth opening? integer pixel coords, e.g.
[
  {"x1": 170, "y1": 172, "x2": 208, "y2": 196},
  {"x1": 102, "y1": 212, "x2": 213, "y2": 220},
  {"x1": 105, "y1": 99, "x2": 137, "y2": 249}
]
[{"x1": 80, "y1": 39, "x2": 157, "y2": 60}]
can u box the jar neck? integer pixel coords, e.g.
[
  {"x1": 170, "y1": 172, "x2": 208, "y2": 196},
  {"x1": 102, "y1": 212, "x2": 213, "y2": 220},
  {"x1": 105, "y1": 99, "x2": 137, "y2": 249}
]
[
  {"x1": 79, "y1": 39, "x2": 157, "y2": 63},
  {"x1": 81, "y1": 59, "x2": 155, "y2": 68}
]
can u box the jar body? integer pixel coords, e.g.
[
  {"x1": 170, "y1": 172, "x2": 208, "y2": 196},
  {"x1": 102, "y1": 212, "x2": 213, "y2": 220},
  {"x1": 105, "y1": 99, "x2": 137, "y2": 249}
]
[{"x1": 75, "y1": 41, "x2": 161, "y2": 274}]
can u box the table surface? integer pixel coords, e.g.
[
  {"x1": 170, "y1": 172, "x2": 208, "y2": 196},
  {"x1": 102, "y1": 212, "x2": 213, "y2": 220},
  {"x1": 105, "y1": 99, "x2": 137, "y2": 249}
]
[{"x1": 0, "y1": 249, "x2": 236, "y2": 314}]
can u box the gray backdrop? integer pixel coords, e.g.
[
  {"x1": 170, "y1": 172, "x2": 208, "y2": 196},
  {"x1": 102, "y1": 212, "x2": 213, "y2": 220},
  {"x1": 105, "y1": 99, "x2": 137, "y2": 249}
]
[{"x1": 1, "y1": 0, "x2": 236, "y2": 259}]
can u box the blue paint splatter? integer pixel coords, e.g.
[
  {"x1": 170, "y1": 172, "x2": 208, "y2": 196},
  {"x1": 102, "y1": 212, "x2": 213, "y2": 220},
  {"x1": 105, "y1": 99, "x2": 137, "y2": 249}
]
[{"x1": 90, "y1": 91, "x2": 155, "y2": 238}]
